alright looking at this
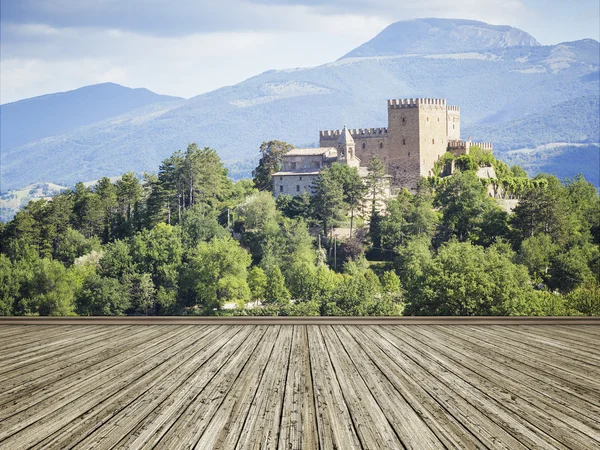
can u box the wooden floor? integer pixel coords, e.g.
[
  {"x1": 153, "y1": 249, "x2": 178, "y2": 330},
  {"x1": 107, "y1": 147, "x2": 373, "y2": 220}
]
[{"x1": 0, "y1": 325, "x2": 599, "y2": 449}]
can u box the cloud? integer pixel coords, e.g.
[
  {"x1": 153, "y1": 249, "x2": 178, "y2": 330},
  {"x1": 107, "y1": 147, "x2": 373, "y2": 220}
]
[{"x1": 1, "y1": 0, "x2": 598, "y2": 103}]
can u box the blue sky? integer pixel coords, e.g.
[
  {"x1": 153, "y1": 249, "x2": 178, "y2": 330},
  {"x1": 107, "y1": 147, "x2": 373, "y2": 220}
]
[{"x1": 1, "y1": 0, "x2": 599, "y2": 104}]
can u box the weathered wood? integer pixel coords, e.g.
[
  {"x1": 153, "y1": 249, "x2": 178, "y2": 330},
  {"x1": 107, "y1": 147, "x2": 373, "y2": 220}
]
[
  {"x1": 277, "y1": 325, "x2": 318, "y2": 450},
  {"x1": 0, "y1": 324, "x2": 598, "y2": 449},
  {"x1": 1, "y1": 316, "x2": 599, "y2": 325}
]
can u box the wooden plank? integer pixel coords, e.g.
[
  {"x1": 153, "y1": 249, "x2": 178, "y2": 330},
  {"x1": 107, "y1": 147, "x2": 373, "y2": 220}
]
[
  {"x1": 0, "y1": 326, "x2": 209, "y2": 448},
  {"x1": 0, "y1": 326, "x2": 166, "y2": 408},
  {"x1": 277, "y1": 326, "x2": 318, "y2": 450},
  {"x1": 0, "y1": 326, "x2": 195, "y2": 442},
  {"x1": 431, "y1": 326, "x2": 600, "y2": 423},
  {"x1": 306, "y1": 325, "x2": 362, "y2": 450},
  {"x1": 319, "y1": 326, "x2": 404, "y2": 449},
  {"x1": 348, "y1": 326, "x2": 488, "y2": 449},
  {"x1": 1, "y1": 316, "x2": 600, "y2": 325},
  {"x1": 334, "y1": 325, "x2": 443, "y2": 449},
  {"x1": 0, "y1": 325, "x2": 142, "y2": 381},
  {"x1": 235, "y1": 325, "x2": 293, "y2": 449},
  {"x1": 382, "y1": 326, "x2": 598, "y2": 449},
  {"x1": 399, "y1": 326, "x2": 600, "y2": 446},
  {"x1": 366, "y1": 326, "x2": 542, "y2": 449},
  {"x1": 0, "y1": 325, "x2": 148, "y2": 394},
  {"x1": 452, "y1": 325, "x2": 600, "y2": 396},
  {"x1": 98, "y1": 326, "x2": 263, "y2": 450},
  {"x1": 30, "y1": 325, "x2": 238, "y2": 449},
  {"x1": 195, "y1": 326, "x2": 286, "y2": 449},
  {"x1": 148, "y1": 326, "x2": 273, "y2": 450}
]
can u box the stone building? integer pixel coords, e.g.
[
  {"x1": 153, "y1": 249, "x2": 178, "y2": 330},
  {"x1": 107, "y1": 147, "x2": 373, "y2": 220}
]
[
  {"x1": 273, "y1": 126, "x2": 389, "y2": 198},
  {"x1": 319, "y1": 98, "x2": 493, "y2": 191}
]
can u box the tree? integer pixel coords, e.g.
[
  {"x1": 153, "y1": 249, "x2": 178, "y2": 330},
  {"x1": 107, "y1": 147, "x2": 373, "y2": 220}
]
[
  {"x1": 54, "y1": 228, "x2": 101, "y2": 266},
  {"x1": 252, "y1": 140, "x2": 293, "y2": 191},
  {"x1": 236, "y1": 191, "x2": 279, "y2": 231},
  {"x1": 403, "y1": 241, "x2": 537, "y2": 316},
  {"x1": 365, "y1": 157, "x2": 387, "y2": 213},
  {"x1": 183, "y1": 144, "x2": 232, "y2": 208},
  {"x1": 264, "y1": 266, "x2": 291, "y2": 306},
  {"x1": 181, "y1": 236, "x2": 251, "y2": 311},
  {"x1": 76, "y1": 274, "x2": 131, "y2": 316},
  {"x1": 311, "y1": 166, "x2": 345, "y2": 235},
  {"x1": 511, "y1": 175, "x2": 579, "y2": 247},
  {"x1": 328, "y1": 163, "x2": 366, "y2": 237},
  {"x1": 435, "y1": 170, "x2": 505, "y2": 245},
  {"x1": 247, "y1": 266, "x2": 267, "y2": 306},
  {"x1": 125, "y1": 272, "x2": 156, "y2": 315},
  {"x1": 518, "y1": 234, "x2": 559, "y2": 287}
]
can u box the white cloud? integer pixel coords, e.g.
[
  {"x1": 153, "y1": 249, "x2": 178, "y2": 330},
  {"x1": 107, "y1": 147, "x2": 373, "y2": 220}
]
[{"x1": 1, "y1": 0, "x2": 597, "y2": 103}]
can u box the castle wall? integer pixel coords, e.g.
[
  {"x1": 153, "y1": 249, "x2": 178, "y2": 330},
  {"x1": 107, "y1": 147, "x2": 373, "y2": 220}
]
[
  {"x1": 273, "y1": 174, "x2": 317, "y2": 198},
  {"x1": 282, "y1": 155, "x2": 324, "y2": 170},
  {"x1": 386, "y1": 99, "x2": 424, "y2": 190},
  {"x1": 446, "y1": 106, "x2": 460, "y2": 140},
  {"x1": 417, "y1": 101, "x2": 449, "y2": 178}
]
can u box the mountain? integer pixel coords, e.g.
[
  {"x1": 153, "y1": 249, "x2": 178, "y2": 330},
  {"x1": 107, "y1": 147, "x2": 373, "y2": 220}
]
[
  {"x1": 0, "y1": 83, "x2": 183, "y2": 151},
  {"x1": 341, "y1": 18, "x2": 541, "y2": 58},
  {"x1": 1, "y1": 18, "x2": 599, "y2": 193}
]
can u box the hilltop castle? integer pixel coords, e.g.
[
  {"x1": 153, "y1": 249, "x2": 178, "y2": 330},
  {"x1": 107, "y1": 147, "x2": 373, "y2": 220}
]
[{"x1": 273, "y1": 98, "x2": 492, "y2": 196}]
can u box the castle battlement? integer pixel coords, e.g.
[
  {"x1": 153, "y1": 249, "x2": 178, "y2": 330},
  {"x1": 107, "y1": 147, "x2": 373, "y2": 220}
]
[
  {"x1": 387, "y1": 98, "x2": 447, "y2": 109},
  {"x1": 319, "y1": 127, "x2": 388, "y2": 138},
  {"x1": 447, "y1": 105, "x2": 460, "y2": 112},
  {"x1": 473, "y1": 142, "x2": 493, "y2": 150},
  {"x1": 448, "y1": 139, "x2": 468, "y2": 148}
]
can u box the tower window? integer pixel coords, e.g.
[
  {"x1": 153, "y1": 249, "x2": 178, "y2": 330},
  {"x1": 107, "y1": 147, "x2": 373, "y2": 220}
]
[
  {"x1": 427, "y1": 117, "x2": 429, "y2": 122},
  {"x1": 408, "y1": 152, "x2": 411, "y2": 157},
  {"x1": 299, "y1": 177, "x2": 302, "y2": 181},
  {"x1": 280, "y1": 185, "x2": 283, "y2": 192},
  {"x1": 402, "y1": 117, "x2": 406, "y2": 124},
  {"x1": 279, "y1": 177, "x2": 282, "y2": 181},
  {"x1": 296, "y1": 185, "x2": 300, "y2": 192},
  {"x1": 362, "y1": 142, "x2": 366, "y2": 149},
  {"x1": 432, "y1": 139, "x2": 435, "y2": 144},
  {"x1": 453, "y1": 124, "x2": 455, "y2": 129},
  {"x1": 438, "y1": 117, "x2": 440, "y2": 122},
  {"x1": 403, "y1": 139, "x2": 406, "y2": 145},
  {"x1": 379, "y1": 142, "x2": 383, "y2": 149}
]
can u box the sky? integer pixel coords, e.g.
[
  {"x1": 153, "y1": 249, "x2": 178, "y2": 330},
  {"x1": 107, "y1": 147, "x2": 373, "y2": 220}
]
[{"x1": 1, "y1": 0, "x2": 599, "y2": 104}]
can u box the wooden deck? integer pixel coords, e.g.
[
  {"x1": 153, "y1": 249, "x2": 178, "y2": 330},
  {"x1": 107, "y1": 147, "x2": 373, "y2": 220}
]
[{"x1": 0, "y1": 324, "x2": 598, "y2": 449}]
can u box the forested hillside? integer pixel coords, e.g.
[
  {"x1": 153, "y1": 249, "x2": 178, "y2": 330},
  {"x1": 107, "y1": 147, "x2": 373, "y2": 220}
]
[{"x1": 1, "y1": 144, "x2": 598, "y2": 317}]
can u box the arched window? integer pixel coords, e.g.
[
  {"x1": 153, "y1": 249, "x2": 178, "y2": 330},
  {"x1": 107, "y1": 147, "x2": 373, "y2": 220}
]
[{"x1": 362, "y1": 142, "x2": 366, "y2": 149}]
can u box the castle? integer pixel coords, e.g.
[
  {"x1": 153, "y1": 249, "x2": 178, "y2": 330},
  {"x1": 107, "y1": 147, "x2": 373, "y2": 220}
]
[{"x1": 273, "y1": 98, "x2": 492, "y2": 196}]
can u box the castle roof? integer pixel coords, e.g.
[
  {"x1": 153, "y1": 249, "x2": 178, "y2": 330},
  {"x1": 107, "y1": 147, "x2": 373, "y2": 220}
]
[
  {"x1": 337, "y1": 126, "x2": 354, "y2": 146},
  {"x1": 284, "y1": 147, "x2": 336, "y2": 157}
]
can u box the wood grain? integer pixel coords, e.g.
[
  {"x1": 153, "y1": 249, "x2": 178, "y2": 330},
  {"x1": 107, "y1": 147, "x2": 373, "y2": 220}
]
[{"x1": 0, "y1": 323, "x2": 598, "y2": 449}]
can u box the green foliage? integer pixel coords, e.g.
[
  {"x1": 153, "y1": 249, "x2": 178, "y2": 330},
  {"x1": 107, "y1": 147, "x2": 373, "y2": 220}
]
[
  {"x1": 252, "y1": 140, "x2": 293, "y2": 192},
  {"x1": 1, "y1": 141, "x2": 598, "y2": 317},
  {"x1": 435, "y1": 171, "x2": 508, "y2": 246},
  {"x1": 77, "y1": 274, "x2": 131, "y2": 316},
  {"x1": 264, "y1": 266, "x2": 291, "y2": 306},
  {"x1": 403, "y1": 241, "x2": 537, "y2": 316},
  {"x1": 181, "y1": 236, "x2": 251, "y2": 311},
  {"x1": 311, "y1": 166, "x2": 345, "y2": 235},
  {"x1": 247, "y1": 266, "x2": 267, "y2": 304}
]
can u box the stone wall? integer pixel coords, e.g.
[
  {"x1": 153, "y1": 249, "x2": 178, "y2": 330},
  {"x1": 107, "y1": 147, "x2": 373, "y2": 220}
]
[{"x1": 273, "y1": 174, "x2": 317, "y2": 198}]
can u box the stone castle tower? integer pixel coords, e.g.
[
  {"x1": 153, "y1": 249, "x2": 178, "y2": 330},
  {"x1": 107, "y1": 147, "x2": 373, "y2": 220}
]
[
  {"x1": 319, "y1": 98, "x2": 488, "y2": 191},
  {"x1": 336, "y1": 125, "x2": 360, "y2": 168}
]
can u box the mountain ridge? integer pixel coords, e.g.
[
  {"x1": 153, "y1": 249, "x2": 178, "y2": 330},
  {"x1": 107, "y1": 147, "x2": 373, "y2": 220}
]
[{"x1": 1, "y1": 18, "x2": 599, "y2": 193}]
